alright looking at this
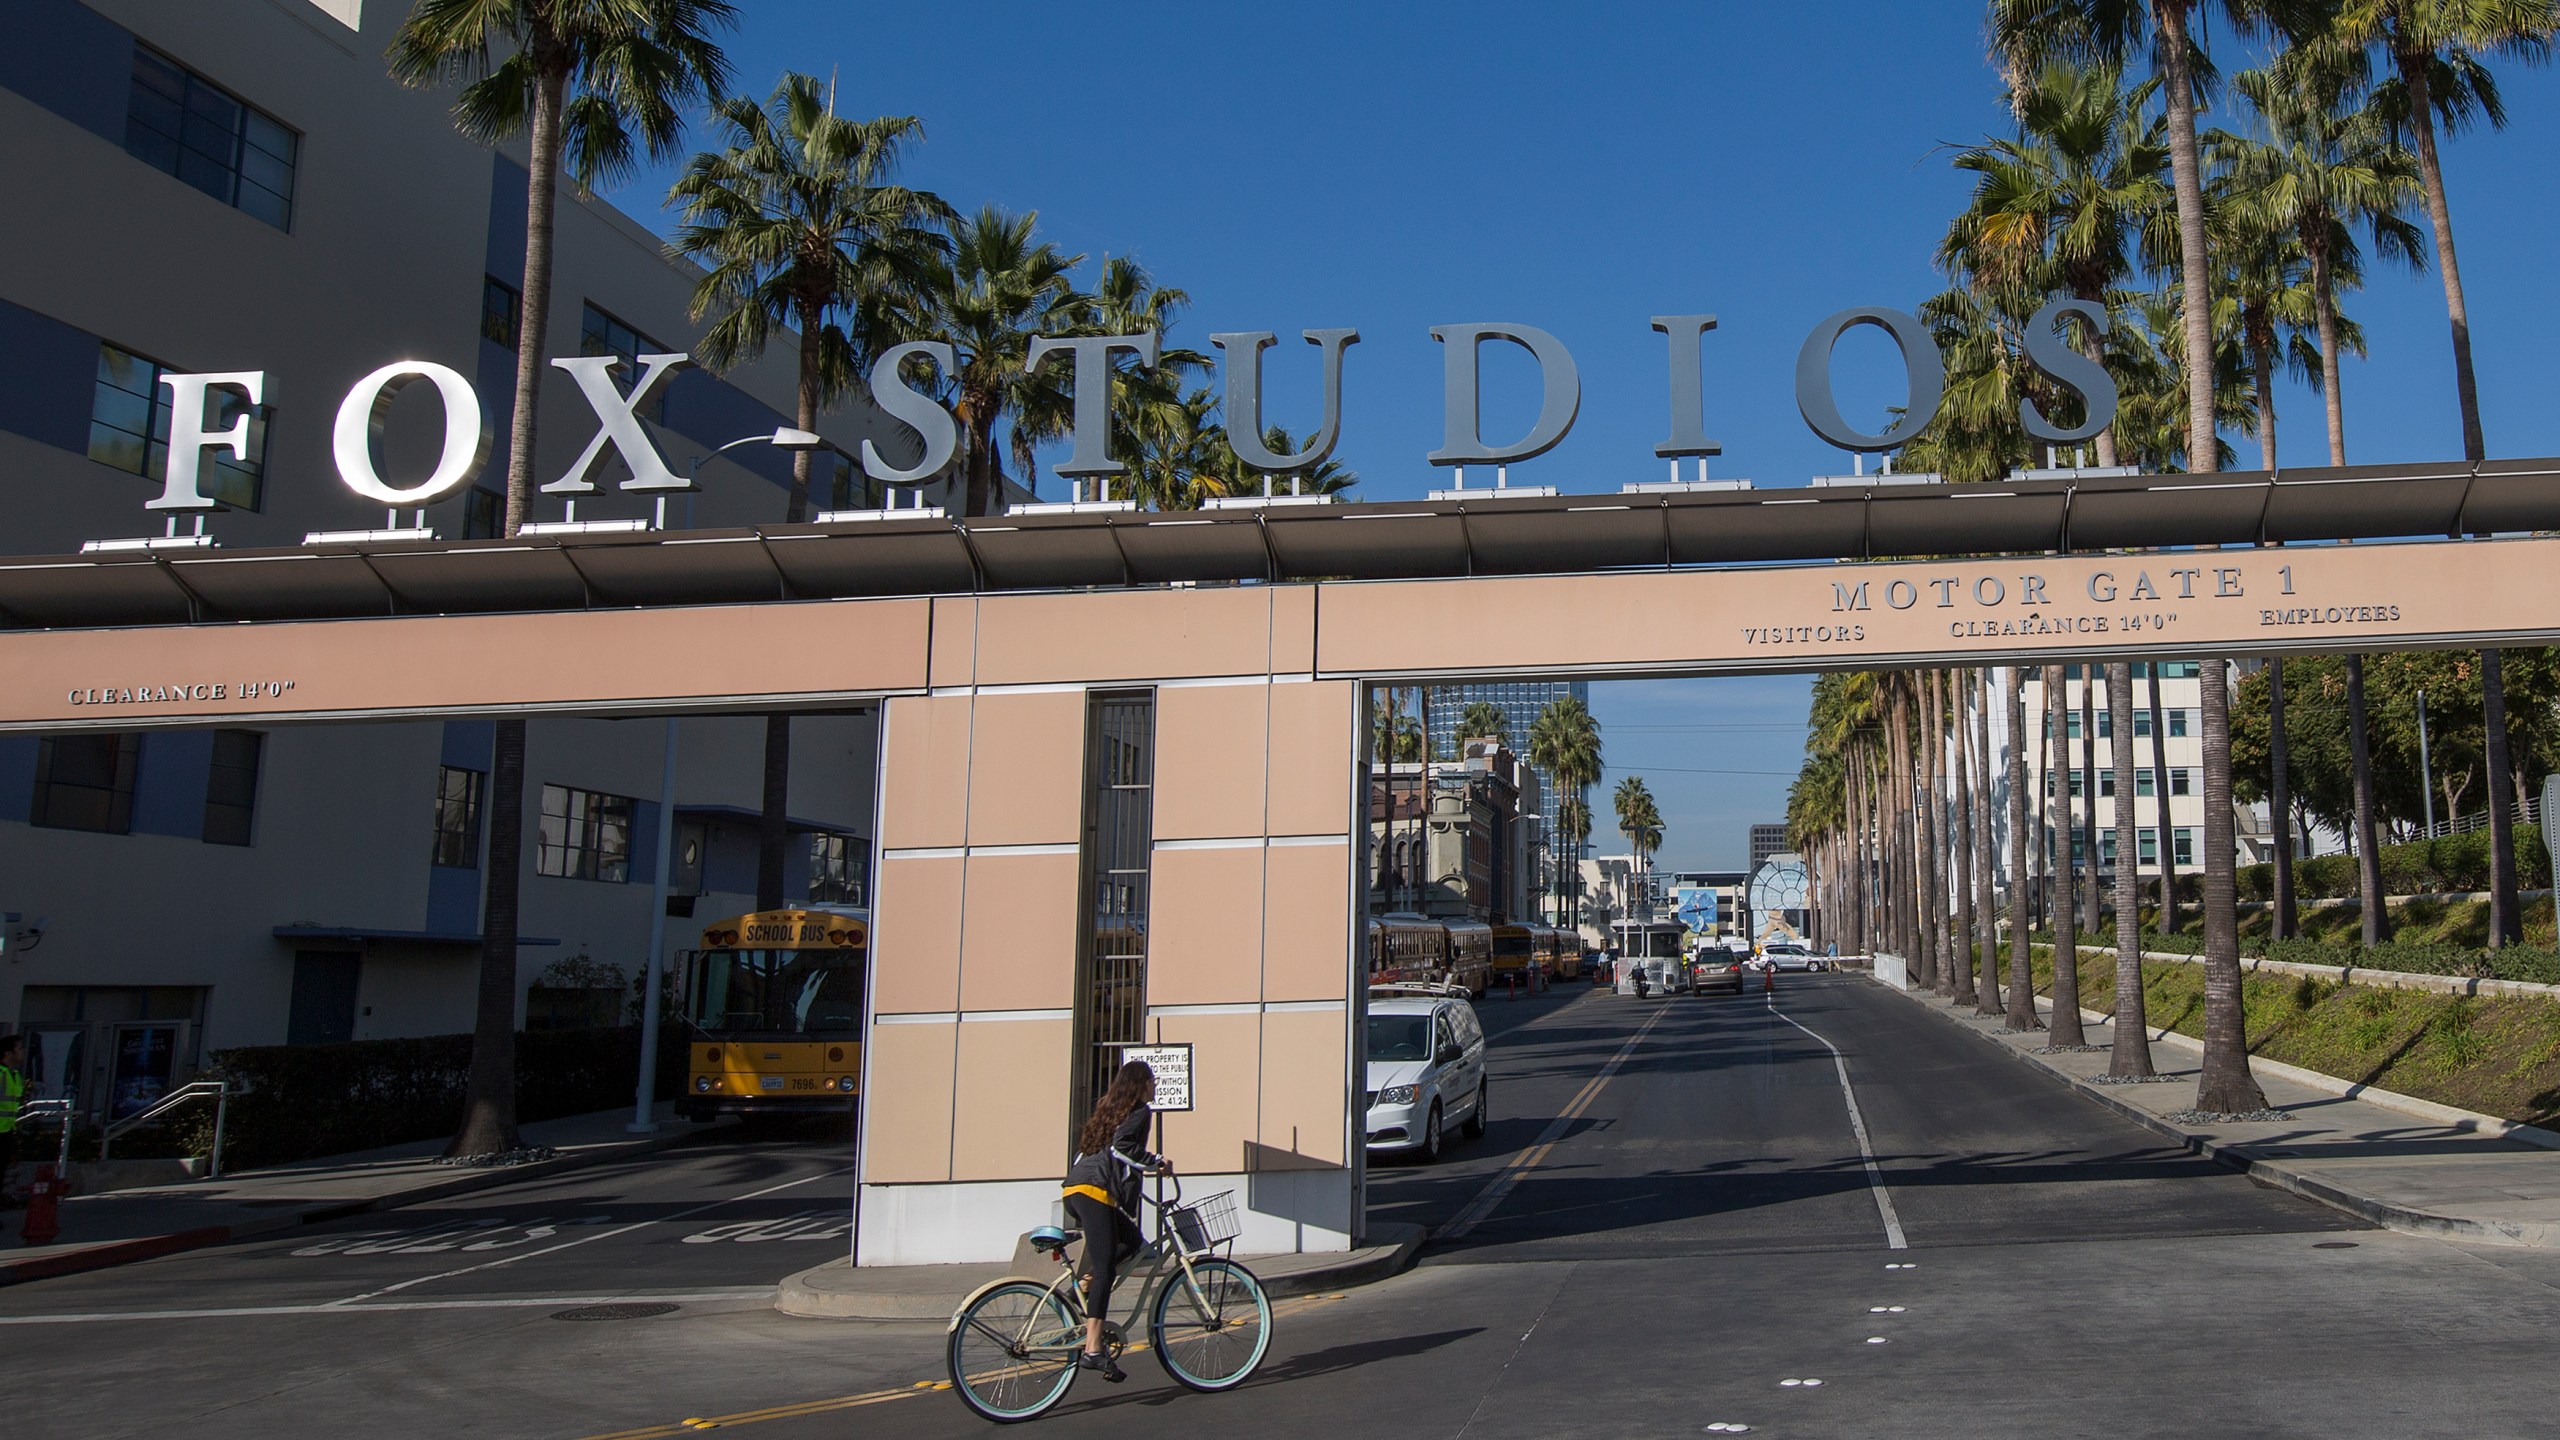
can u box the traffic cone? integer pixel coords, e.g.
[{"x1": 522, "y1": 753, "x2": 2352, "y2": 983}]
[{"x1": 20, "y1": 1163, "x2": 65, "y2": 1247}]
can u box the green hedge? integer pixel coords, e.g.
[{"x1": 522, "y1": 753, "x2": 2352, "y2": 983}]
[
  {"x1": 2235, "y1": 824, "x2": 2549, "y2": 902},
  {"x1": 186, "y1": 1025, "x2": 687, "y2": 1170},
  {"x1": 2037, "y1": 929, "x2": 2560, "y2": 987}
]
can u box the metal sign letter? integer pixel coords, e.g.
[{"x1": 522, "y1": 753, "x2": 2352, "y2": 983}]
[
  {"x1": 149, "y1": 371, "x2": 264, "y2": 511},
  {"x1": 1794, "y1": 307, "x2": 1943, "y2": 453},
  {"x1": 1026, "y1": 332, "x2": 1160, "y2": 478},
  {"x1": 543, "y1": 352, "x2": 696, "y2": 494},
  {"x1": 1211, "y1": 329, "x2": 1360, "y2": 474},
  {"x1": 2018, "y1": 297, "x2": 2118, "y2": 445},
  {"x1": 1427, "y1": 323, "x2": 1581, "y2": 466},
  {"x1": 861, "y1": 340, "x2": 959, "y2": 486},
  {"x1": 331, "y1": 361, "x2": 488, "y2": 505},
  {"x1": 1650, "y1": 315, "x2": 1722, "y2": 459}
]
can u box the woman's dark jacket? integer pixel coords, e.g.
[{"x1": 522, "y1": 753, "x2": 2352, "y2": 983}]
[{"x1": 1061, "y1": 1105, "x2": 1157, "y2": 1213}]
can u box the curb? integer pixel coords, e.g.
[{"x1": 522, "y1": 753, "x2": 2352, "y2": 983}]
[
  {"x1": 1867, "y1": 975, "x2": 2553, "y2": 1248},
  {"x1": 776, "y1": 1222, "x2": 1425, "y2": 1321},
  {"x1": 0, "y1": 1120, "x2": 731, "y2": 1287}
]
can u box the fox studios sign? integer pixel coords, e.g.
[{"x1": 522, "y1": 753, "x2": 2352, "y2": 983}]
[{"x1": 134, "y1": 299, "x2": 2119, "y2": 516}]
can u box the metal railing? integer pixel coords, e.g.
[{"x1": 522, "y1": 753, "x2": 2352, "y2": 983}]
[
  {"x1": 97, "y1": 1081, "x2": 230, "y2": 1178},
  {"x1": 14, "y1": 1097, "x2": 75, "y2": 1171},
  {"x1": 2404, "y1": 794, "x2": 2541, "y2": 843}
]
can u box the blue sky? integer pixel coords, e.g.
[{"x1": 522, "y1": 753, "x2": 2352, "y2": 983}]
[{"x1": 600, "y1": 4, "x2": 2560, "y2": 868}]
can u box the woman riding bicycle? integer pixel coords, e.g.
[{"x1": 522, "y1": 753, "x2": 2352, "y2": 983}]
[{"x1": 1059, "y1": 1060, "x2": 1169, "y2": 1382}]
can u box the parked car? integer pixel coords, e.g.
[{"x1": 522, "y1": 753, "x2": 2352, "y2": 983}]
[
  {"x1": 1364, "y1": 992, "x2": 1488, "y2": 1162},
  {"x1": 1690, "y1": 952, "x2": 1746, "y2": 994}
]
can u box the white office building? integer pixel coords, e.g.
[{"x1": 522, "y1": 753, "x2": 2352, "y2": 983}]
[{"x1": 0, "y1": 0, "x2": 952, "y2": 1116}]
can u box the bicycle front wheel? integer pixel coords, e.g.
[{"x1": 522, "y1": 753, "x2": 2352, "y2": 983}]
[
  {"x1": 1150, "y1": 1257, "x2": 1272, "y2": 1392},
  {"x1": 948, "y1": 1281, "x2": 1080, "y2": 1423}
]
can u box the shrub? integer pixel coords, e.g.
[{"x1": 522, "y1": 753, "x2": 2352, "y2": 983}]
[
  {"x1": 2236, "y1": 824, "x2": 2548, "y2": 902},
  {"x1": 189, "y1": 1025, "x2": 688, "y2": 1170}
]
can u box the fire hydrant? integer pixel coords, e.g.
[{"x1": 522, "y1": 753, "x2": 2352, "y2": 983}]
[{"x1": 20, "y1": 1163, "x2": 65, "y2": 1247}]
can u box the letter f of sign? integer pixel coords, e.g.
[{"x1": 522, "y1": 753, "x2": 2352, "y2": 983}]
[{"x1": 542, "y1": 353, "x2": 696, "y2": 493}]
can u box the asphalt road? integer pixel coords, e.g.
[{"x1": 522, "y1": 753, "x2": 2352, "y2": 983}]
[{"x1": 18, "y1": 977, "x2": 2560, "y2": 1439}]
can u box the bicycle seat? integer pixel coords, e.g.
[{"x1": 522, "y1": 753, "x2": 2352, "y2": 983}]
[{"x1": 1029, "y1": 1226, "x2": 1078, "y2": 1252}]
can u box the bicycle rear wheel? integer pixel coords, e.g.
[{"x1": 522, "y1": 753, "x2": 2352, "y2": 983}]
[
  {"x1": 1150, "y1": 1257, "x2": 1271, "y2": 1392},
  {"x1": 948, "y1": 1281, "x2": 1080, "y2": 1423}
]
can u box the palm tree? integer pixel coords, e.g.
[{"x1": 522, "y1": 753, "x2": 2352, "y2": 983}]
[
  {"x1": 671, "y1": 75, "x2": 950, "y2": 522},
  {"x1": 911, "y1": 207, "x2": 1083, "y2": 517},
  {"x1": 2046, "y1": 663, "x2": 2089, "y2": 1044},
  {"x1": 1457, "y1": 701, "x2": 1512, "y2": 750},
  {"x1": 670, "y1": 74, "x2": 951, "y2": 912},
  {"x1": 1613, "y1": 776, "x2": 1664, "y2": 880},
  {"x1": 2005, "y1": 665, "x2": 2043, "y2": 1031},
  {"x1": 1949, "y1": 669, "x2": 1981, "y2": 1007},
  {"x1": 2324, "y1": 1, "x2": 2558, "y2": 949},
  {"x1": 390, "y1": 0, "x2": 734, "y2": 1159},
  {"x1": 1971, "y1": 669, "x2": 2005, "y2": 1018},
  {"x1": 1370, "y1": 692, "x2": 1422, "y2": 763},
  {"x1": 1528, "y1": 696, "x2": 1603, "y2": 928}
]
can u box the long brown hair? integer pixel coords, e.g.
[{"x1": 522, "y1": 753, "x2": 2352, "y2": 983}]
[{"x1": 1077, "y1": 1061, "x2": 1156, "y2": 1155}]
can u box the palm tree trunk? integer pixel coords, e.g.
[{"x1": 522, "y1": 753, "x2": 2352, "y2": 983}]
[
  {"x1": 2252, "y1": 337, "x2": 2278, "y2": 472},
  {"x1": 2046, "y1": 664, "x2": 2086, "y2": 1046},
  {"x1": 2312, "y1": 243, "x2": 2347, "y2": 467},
  {"x1": 2269, "y1": 659, "x2": 2298, "y2": 941},
  {"x1": 2154, "y1": 0, "x2": 2217, "y2": 476},
  {"x1": 2195, "y1": 656, "x2": 2268, "y2": 1112},
  {"x1": 2080, "y1": 669, "x2": 2101, "y2": 938},
  {"x1": 2484, "y1": 646, "x2": 2523, "y2": 947},
  {"x1": 1951, "y1": 670, "x2": 1979, "y2": 1007},
  {"x1": 2150, "y1": 665, "x2": 2175, "y2": 933},
  {"x1": 2396, "y1": 47, "x2": 2486, "y2": 466},
  {"x1": 2345, "y1": 654, "x2": 2391, "y2": 945},
  {"x1": 451, "y1": 62, "x2": 569, "y2": 1159},
  {"x1": 2108, "y1": 661, "x2": 2154, "y2": 1078},
  {"x1": 757, "y1": 713, "x2": 792, "y2": 911},
  {"x1": 789, "y1": 302, "x2": 823, "y2": 524},
  {"x1": 2006, "y1": 665, "x2": 2041, "y2": 1032},
  {"x1": 1973, "y1": 668, "x2": 2002, "y2": 1018}
]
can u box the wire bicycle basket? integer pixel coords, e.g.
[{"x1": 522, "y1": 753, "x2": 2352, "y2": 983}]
[{"x1": 1166, "y1": 1191, "x2": 1239, "y2": 1258}]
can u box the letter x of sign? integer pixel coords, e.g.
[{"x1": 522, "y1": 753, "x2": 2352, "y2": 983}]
[{"x1": 542, "y1": 353, "x2": 697, "y2": 493}]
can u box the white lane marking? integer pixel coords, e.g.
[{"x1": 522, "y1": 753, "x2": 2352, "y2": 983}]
[
  {"x1": 1765, "y1": 994, "x2": 1908, "y2": 1250},
  {"x1": 0, "y1": 1288, "x2": 780, "y2": 1326},
  {"x1": 1438, "y1": 1005, "x2": 1671, "y2": 1241},
  {"x1": 326, "y1": 1165, "x2": 853, "y2": 1306},
  {"x1": 681, "y1": 1208, "x2": 852, "y2": 1245}
]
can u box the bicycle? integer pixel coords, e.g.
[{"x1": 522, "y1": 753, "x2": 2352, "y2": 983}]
[{"x1": 945, "y1": 1173, "x2": 1273, "y2": 1423}]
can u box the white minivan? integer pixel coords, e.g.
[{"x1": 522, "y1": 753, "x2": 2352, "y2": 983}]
[{"x1": 1364, "y1": 991, "x2": 1488, "y2": 1162}]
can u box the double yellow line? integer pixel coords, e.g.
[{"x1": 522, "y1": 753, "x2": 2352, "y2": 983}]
[
  {"x1": 1436, "y1": 1003, "x2": 1670, "y2": 1241},
  {"x1": 578, "y1": 1292, "x2": 1345, "y2": 1438}
]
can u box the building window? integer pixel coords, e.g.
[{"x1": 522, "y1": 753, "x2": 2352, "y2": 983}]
[
  {"x1": 31, "y1": 735, "x2": 139, "y2": 834},
  {"x1": 2174, "y1": 828, "x2": 2198, "y2": 866},
  {"x1": 202, "y1": 730, "x2": 262, "y2": 846},
  {"x1": 808, "y1": 832, "x2": 867, "y2": 905},
  {"x1": 481, "y1": 276, "x2": 521, "y2": 350},
  {"x1": 434, "y1": 765, "x2": 485, "y2": 868},
  {"x1": 536, "y1": 784, "x2": 633, "y2": 882},
  {"x1": 462, "y1": 487, "x2": 500, "y2": 540},
  {"x1": 2171, "y1": 767, "x2": 2194, "y2": 796},
  {"x1": 88, "y1": 343, "x2": 266, "y2": 510},
  {"x1": 2169, "y1": 709, "x2": 2194, "y2": 738},
  {"x1": 1072, "y1": 691, "x2": 1155, "y2": 1140},
  {"x1": 2137, "y1": 827, "x2": 2159, "y2": 864},
  {"x1": 125, "y1": 47, "x2": 297, "y2": 229},
  {"x1": 578, "y1": 303, "x2": 669, "y2": 420}
]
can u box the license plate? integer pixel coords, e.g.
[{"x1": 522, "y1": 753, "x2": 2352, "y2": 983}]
[{"x1": 760, "y1": 1076, "x2": 785, "y2": 1091}]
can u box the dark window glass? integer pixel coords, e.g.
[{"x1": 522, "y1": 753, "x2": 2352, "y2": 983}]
[
  {"x1": 87, "y1": 342, "x2": 266, "y2": 510},
  {"x1": 578, "y1": 303, "x2": 666, "y2": 422},
  {"x1": 434, "y1": 765, "x2": 485, "y2": 868},
  {"x1": 807, "y1": 832, "x2": 866, "y2": 905},
  {"x1": 2171, "y1": 767, "x2": 2194, "y2": 796},
  {"x1": 124, "y1": 47, "x2": 296, "y2": 230},
  {"x1": 32, "y1": 735, "x2": 139, "y2": 834},
  {"x1": 202, "y1": 730, "x2": 262, "y2": 845},
  {"x1": 462, "y1": 487, "x2": 500, "y2": 540},
  {"x1": 2170, "y1": 709, "x2": 2193, "y2": 738},
  {"x1": 481, "y1": 277, "x2": 520, "y2": 350},
  {"x1": 537, "y1": 783, "x2": 633, "y2": 882}
]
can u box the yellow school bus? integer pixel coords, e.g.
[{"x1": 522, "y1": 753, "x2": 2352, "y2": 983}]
[{"x1": 676, "y1": 907, "x2": 867, "y2": 1119}]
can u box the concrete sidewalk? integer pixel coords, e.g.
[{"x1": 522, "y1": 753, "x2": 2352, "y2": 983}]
[
  {"x1": 1873, "y1": 974, "x2": 2560, "y2": 1248},
  {"x1": 777, "y1": 1221, "x2": 1427, "y2": 1320},
  {"x1": 0, "y1": 1103, "x2": 727, "y2": 1284}
]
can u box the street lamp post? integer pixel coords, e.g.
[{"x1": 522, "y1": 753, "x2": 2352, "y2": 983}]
[{"x1": 2417, "y1": 687, "x2": 2437, "y2": 836}]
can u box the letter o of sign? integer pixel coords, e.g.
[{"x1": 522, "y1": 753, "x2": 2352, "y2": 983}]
[
  {"x1": 332, "y1": 362, "x2": 489, "y2": 504},
  {"x1": 1794, "y1": 308, "x2": 1945, "y2": 453},
  {"x1": 1974, "y1": 576, "x2": 2005, "y2": 605},
  {"x1": 1886, "y1": 580, "x2": 1918, "y2": 610}
]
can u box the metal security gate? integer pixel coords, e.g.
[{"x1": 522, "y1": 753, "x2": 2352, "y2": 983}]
[{"x1": 1070, "y1": 690, "x2": 1156, "y2": 1137}]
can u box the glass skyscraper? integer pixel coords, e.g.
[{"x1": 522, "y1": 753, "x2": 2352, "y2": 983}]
[{"x1": 1424, "y1": 680, "x2": 1591, "y2": 843}]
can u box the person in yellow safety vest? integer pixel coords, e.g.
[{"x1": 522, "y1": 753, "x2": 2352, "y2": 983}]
[{"x1": 0, "y1": 1034, "x2": 23, "y2": 1207}]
